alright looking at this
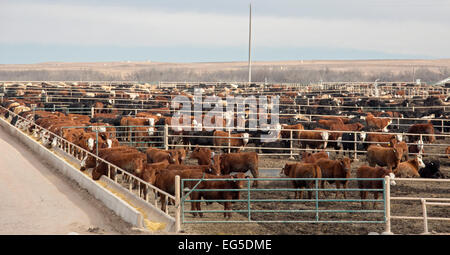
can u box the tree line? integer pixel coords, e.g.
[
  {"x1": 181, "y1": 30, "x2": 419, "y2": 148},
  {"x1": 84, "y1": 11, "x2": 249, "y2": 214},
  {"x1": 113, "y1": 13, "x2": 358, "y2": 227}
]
[{"x1": 0, "y1": 66, "x2": 448, "y2": 84}]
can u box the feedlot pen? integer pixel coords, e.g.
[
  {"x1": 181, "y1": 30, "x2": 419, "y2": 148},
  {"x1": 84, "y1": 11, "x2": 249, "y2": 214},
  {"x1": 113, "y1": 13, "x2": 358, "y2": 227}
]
[
  {"x1": 2, "y1": 81, "x2": 450, "y2": 235},
  {"x1": 177, "y1": 156, "x2": 450, "y2": 235}
]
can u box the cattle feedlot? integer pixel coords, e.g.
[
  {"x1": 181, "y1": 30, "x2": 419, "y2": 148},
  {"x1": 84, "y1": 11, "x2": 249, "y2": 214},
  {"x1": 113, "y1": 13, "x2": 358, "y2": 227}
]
[{"x1": 1, "y1": 81, "x2": 450, "y2": 235}]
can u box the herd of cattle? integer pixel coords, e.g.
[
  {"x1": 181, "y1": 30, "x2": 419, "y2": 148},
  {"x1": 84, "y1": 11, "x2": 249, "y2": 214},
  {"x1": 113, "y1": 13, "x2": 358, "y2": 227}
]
[{"x1": 1, "y1": 81, "x2": 450, "y2": 219}]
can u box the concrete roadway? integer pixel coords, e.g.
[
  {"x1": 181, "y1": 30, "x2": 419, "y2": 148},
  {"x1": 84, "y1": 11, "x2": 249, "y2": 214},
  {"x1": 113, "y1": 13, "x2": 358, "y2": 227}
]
[{"x1": 0, "y1": 125, "x2": 133, "y2": 235}]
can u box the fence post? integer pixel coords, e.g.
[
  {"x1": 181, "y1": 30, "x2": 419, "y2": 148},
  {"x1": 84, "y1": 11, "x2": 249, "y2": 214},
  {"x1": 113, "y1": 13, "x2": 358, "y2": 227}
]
[
  {"x1": 164, "y1": 124, "x2": 169, "y2": 150},
  {"x1": 129, "y1": 176, "x2": 132, "y2": 192},
  {"x1": 289, "y1": 130, "x2": 294, "y2": 160},
  {"x1": 175, "y1": 175, "x2": 181, "y2": 232},
  {"x1": 382, "y1": 175, "x2": 393, "y2": 235},
  {"x1": 315, "y1": 178, "x2": 319, "y2": 222},
  {"x1": 96, "y1": 129, "x2": 99, "y2": 156},
  {"x1": 421, "y1": 199, "x2": 429, "y2": 234},
  {"x1": 353, "y1": 131, "x2": 358, "y2": 160},
  {"x1": 91, "y1": 106, "x2": 94, "y2": 118},
  {"x1": 228, "y1": 129, "x2": 231, "y2": 153}
]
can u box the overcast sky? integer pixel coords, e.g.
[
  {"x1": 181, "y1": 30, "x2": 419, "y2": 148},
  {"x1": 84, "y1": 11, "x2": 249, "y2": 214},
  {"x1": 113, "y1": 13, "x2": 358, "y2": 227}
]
[{"x1": 0, "y1": 0, "x2": 449, "y2": 63}]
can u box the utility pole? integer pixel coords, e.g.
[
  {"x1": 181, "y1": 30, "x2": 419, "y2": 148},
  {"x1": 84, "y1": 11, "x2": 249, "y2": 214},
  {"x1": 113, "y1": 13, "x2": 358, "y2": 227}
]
[{"x1": 248, "y1": 2, "x2": 252, "y2": 85}]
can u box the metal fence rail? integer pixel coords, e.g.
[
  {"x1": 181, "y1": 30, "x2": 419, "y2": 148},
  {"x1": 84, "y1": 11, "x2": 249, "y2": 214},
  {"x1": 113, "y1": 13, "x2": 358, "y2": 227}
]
[
  {"x1": 52, "y1": 122, "x2": 450, "y2": 159},
  {"x1": 180, "y1": 177, "x2": 386, "y2": 224},
  {"x1": 385, "y1": 177, "x2": 450, "y2": 234},
  {"x1": 165, "y1": 125, "x2": 450, "y2": 159}
]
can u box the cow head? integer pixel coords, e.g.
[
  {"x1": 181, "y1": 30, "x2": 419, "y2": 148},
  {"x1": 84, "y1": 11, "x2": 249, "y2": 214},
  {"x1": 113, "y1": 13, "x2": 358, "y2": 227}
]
[
  {"x1": 383, "y1": 119, "x2": 393, "y2": 132},
  {"x1": 106, "y1": 139, "x2": 112, "y2": 148},
  {"x1": 321, "y1": 131, "x2": 329, "y2": 148},
  {"x1": 231, "y1": 173, "x2": 248, "y2": 190},
  {"x1": 396, "y1": 134, "x2": 403, "y2": 142},
  {"x1": 134, "y1": 156, "x2": 146, "y2": 175},
  {"x1": 41, "y1": 131, "x2": 51, "y2": 146},
  {"x1": 339, "y1": 157, "x2": 353, "y2": 177},
  {"x1": 209, "y1": 154, "x2": 221, "y2": 175},
  {"x1": 80, "y1": 155, "x2": 88, "y2": 171},
  {"x1": 416, "y1": 155, "x2": 426, "y2": 169},
  {"x1": 392, "y1": 145, "x2": 403, "y2": 162},
  {"x1": 358, "y1": 131, "x2": 367, "y2": 142},
  {"x1": 417, "y1": 139, "x2": 424, "y2": 154},
  {"x1": 330, "y1": 134, "x2": 340, "y2": 149},
  {"x1": 51, "y1": 137, "x2": 59, "y2": 148},
  {"x1": 91, "y1": 167, "x2": 103, "y2": 181},
  {"x1": 147, "y1": 117, "x2": 155, "y2": 127},
  {"x1": 190, "y1": 146, "x2": 212, "y2": 165},
  {"x1": 378, "y1": 167, "x2": 396, "y2": 186},
  {"x1": 147, "y1": 127, "x2": 155, "y2": 136},
  {"x1": 422, "y1": 160, "x2": 442, "y2": 178},
  {"x1": 175, "y1": 149, "x2": 187, "y2": 164},
  {"x1": 80, "y1": 154, "x2": 98, "y2": 171},
  {"x1": 389, "y1": 172, "x2": 396, "y2": 185},
  {"x1": 87, "y1": 137, "x2": 95, "y2": 151},
  {"x1": 280, "y1": 163, "x2": 294, "y2": 177},
  {"x1": 142, "y1": 165, "x2": 158, "y2": 185},
  {"x1": 242, "y1": 133, "x2": 249, "y2": 146},
  {"x1": 166, "y1": 151, "x2": 178, "y2": 164}
]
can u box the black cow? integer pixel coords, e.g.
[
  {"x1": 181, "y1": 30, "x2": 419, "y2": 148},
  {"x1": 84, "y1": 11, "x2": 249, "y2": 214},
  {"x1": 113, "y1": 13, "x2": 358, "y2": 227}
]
[
  {"x1": 183, "y1": 130, "x2": 215, "y2": 147},
  {"x1": 341, "y1": 132, "x2": 367, "y2": 157},
  {"x1": 419, "y1": 159, "x2": 446, "y2": 179}
]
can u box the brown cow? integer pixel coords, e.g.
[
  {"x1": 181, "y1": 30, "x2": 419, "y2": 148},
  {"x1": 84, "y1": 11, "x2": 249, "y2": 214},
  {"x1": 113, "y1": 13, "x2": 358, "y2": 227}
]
[
  {"x1": 393, "y1": 156, "x2": 425, "y2": 178},
  {"x1": 357, "y1": 165, "x2": 396, "y2": 208},
  {"x1": 165, "y1": 164, "x2": 219, "y2": 175},
  {"x1": 75, "y1": 131, "x2": 110, "y2": 153},
  {"x1": 153, "y1": 169, "x2": 213, "y2": 212},
  {"x1": 300, "y1": 151, "x2": 329, "y2": 163},
  {"x1": 446, "y1": 146, "x2": 450, "y2": 159},
  {"x1": 366, "y1": 133, "x2": 403, "y2": 147},
  {"x1": 407, "y1": 122, "x2": 436, "y2": 143},
  {"x1": 315, "y1": 157, "x2": 353, "y2": 198},
  {"x1": 190, "y1": 147, "x2": 213, "y2": 165},
  {"x1": 190, "y1": 172, "x2": 248, "y2": 219},
  {"x1": 213, "y1": 130, "x2": 249, "y2": 153},
  {"x1": 366, "y1": 144, "x2": 403, "y2": 170},
  {"x1": 280, "y1": 162, "x2": 322, "y2": 199},
  {"x1": 145, "y1": 147, "x2": 177, "y2": 164},
  {"x1": 389, "y1": 140, "x2": 408, "y2": 161},
  {"x1": 219, "y1": 152, "x2": 259, "y2": 187},
  {"x1": 139, "y1": 161, "x2": 171, "y2": 198},
  {"x1": 365, "y1": 113, "x2": 392, "y2": 132},
  {"x1": 120, "y1": 116, "x2": 158, "y2": 142},
  {"x1": 318, "y1": 118, "x2": 344, "y2": 129},
  {"x1": 299, "y1": 129, "x2": 329, "y2": 150},
  {"x1": 168, "y1": 148, "x2": 187, "y2": 164},
  {"x1": 91, "y1": 151, "x2": 146, "y2": 180},
  {"x1": 320, "y1": 116, "x2": 351, "y2": 124},
  {"x1": 80, "y1": 146, "x2": 138, "y2": 171},
  {"x1": 330, "y1": 122, "x2": 364, "y2": 131},
  {"x1": 281, "y1": 123, "x2": 304, "y2": 143}
]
